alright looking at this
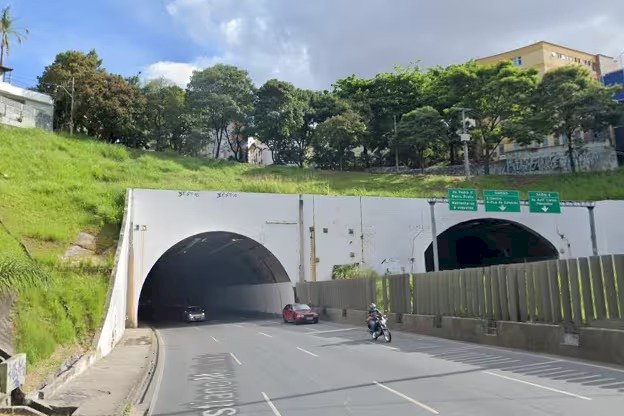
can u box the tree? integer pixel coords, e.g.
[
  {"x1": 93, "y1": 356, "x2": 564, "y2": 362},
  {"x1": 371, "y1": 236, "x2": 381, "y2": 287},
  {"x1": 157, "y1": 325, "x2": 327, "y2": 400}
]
[
  {"x1": 142, "y1": 79, "x2": 189, "y2": 152},
  {"x1": 462, "y1": 61, "x2": 539, "y2": 174},
  {"x1": 37, "y1": 50, "x2": 104, "y2": 133},
  {"x1": 186, "y1": 64, "x2": 255, "y2": 159},
  {"x1": 313, "y1": 110, "x2": 366, "y2": 171},
  {"x1": 334, "y1": 66, "x2": 426, "y2": 166},
  {"x1": 533, "y1": 66, "x2": 623, "y2": 173},
  {"x1": 396, "y1": 106, "x2": 447, "y2": 172},
  {"x1": 253, "y1": 79, "x2": 304, "y2": 165},
  {"x1": 0, "y1": 6, "x2": 28, "y2": 67}
]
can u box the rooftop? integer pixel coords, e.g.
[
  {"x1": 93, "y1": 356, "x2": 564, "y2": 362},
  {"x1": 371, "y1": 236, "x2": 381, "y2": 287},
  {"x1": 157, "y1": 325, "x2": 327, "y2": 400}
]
[{"x1": 477, "y1": 40, "x2": 614, "y2": 62}]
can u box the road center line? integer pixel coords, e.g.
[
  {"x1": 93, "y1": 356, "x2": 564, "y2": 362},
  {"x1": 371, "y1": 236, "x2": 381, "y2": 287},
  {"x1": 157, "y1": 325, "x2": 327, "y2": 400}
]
[
  {"x1": 296, "y1": 346, "x2": 319, "y2": 357},
  {"x1": 483, "y1": 371, "x2": 592, "y2": 400},
  {"x1": 211, "y1": 336, "x2": 219, "y2": 343},
  {"x1": 231, "y1": 324, "x2": 245, "y2": 328},
  {"x1": 258, "y1": 332, "x2": 273, "y2": 338},
  {"x1": 261, "y1": 392, "x2": 283, "y2": 416},
  {"x1": 373, "y1": 381, "x2": 439, "y2": 414},
  {"x1": 304, "y1": 327, "x2": 319, "y2": 332},
  {"x1": 229, "y1": 352, "x2": 243, "y2": 366},
  {"x1": 381, "y1": 345, "x2": 399, "y2": 351},
  {"x1": 310, "y1": 328, "x2": 360, "y2": 334}
]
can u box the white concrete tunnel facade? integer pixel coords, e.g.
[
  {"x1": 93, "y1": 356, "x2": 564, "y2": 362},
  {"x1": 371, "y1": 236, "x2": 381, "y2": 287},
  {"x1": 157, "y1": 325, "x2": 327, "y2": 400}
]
[{"x1": 122, "y1": 189, "x2": 624, "y2": 328}]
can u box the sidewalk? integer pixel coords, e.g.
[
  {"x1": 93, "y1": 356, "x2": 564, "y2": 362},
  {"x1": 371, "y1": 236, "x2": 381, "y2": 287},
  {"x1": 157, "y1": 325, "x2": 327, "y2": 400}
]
[{"x1": 45, "y1": 328, "x2": 155, "y2": 416}]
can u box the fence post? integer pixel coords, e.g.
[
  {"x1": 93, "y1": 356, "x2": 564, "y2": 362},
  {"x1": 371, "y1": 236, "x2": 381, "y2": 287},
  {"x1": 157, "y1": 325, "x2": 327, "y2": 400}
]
[
  {"x1": 558, "y1": 260, "x2": 572, "y2": 324},
  {"x1": 614, "y1": 255, "x2": 624, "y2": 319},
  {"x1": 589, "y1": 256, "x2": 606, "y2": 320},
  {"x1": 578, "y1": 257, "x2": 594, "y2": 322},
  {"x1": 547, "y1": 261, "x2": 562, "y2": 323},
  {"x1": 601, "y1": 255, "x2": 618, "y2": 319}
]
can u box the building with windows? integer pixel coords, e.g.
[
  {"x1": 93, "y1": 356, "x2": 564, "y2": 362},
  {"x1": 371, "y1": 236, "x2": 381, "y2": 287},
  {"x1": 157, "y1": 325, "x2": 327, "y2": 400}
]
[
  {"x1": 476, "y1": 41, "x2": 619, "y2": 80},
  {"x1": 476, "y1": 41, "x2": 621, "y2": 162}
]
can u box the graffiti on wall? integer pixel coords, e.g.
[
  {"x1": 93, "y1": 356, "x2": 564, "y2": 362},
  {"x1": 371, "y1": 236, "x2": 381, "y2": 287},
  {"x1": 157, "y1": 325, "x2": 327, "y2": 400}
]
[
  {"x1": 0, "y1": 353, "x2": 26, "y2": 393},
  {"x1": 504, "y1": 146, "x2": 617, "y2": 175}
]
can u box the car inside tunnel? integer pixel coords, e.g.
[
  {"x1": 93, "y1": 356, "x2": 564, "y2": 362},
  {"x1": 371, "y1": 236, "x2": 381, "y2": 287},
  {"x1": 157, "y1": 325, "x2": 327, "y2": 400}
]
[
  {"x1": 138, "y1": 231, "x2": 293, "y2": 322},
  {"x1": 424, "y1": 219, "x2": 559, "y2": 272}
]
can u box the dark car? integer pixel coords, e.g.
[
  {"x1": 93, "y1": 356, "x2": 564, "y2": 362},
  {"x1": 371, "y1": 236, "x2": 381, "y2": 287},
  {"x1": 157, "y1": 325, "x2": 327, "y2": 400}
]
[
  {"x1": 182, "y1": 306, "x2": 206, "y2": 323},
  {"x1": 282, "y1": 303, "x2": 319, "y2": 324}
]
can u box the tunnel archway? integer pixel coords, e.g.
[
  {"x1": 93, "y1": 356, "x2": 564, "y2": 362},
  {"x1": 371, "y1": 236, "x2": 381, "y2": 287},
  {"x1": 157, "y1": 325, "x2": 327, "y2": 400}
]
[
  {"x1": 138, "y1": 231, "x2": 292, "y2": 322},
  {"x1": 424, "y1": 219, "x2": 559, "y2": 272}
]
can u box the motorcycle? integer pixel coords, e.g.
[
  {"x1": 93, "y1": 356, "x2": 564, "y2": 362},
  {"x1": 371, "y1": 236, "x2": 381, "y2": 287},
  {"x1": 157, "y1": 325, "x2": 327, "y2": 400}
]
[{"x1": 369, "y1": 314, "x2": 392, "y2": 342}]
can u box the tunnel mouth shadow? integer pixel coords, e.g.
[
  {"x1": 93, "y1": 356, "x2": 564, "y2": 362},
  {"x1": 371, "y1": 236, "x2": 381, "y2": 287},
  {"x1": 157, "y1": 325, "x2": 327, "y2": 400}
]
[
  {"x1": 138, "y1": 231, "x2": 292, "y2": 324},
  {"x1": 425, "y1": 218, "x2": 559, "y2": 271}
]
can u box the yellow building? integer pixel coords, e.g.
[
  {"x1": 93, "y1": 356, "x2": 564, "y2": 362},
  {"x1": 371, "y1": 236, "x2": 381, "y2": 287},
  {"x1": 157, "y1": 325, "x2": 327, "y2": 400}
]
[{"x1": 476, "y1": 41, "x2": 620, "y2": 158}]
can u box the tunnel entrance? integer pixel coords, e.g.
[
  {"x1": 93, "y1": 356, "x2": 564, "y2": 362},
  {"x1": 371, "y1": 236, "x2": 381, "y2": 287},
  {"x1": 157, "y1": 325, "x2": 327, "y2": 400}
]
[
  {"x1": 424, "y1": 219, "x2": 559, "y2": 272},
  {"x1": 138, "y1": 231, "x2": 292, "y2": 322}
]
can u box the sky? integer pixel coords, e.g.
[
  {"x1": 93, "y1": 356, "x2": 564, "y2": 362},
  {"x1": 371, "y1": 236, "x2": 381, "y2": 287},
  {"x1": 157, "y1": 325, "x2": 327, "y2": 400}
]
[{"x1": 3, "y1": 0, "x2": 624, "y2": 90}]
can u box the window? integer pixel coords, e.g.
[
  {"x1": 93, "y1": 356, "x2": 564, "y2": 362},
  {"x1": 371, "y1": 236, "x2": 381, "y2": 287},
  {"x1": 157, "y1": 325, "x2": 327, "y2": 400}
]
[
  {"x1": 512, "y1": 56, "x2": 522, "y2": 66},
  {"x1": 543, "y1": 137, "x2": 549, "y2": 147}
]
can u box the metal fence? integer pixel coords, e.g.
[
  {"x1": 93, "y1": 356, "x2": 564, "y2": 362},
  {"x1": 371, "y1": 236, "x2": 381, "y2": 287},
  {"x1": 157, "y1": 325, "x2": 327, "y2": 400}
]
[{"x1": 296, "y1": 254, "x2": 624, "y2": 326}]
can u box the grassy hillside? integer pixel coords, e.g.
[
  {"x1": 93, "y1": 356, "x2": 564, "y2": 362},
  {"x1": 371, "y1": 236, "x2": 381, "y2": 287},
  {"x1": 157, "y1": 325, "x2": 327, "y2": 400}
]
[{"x1": 1, "y1": 126, "x2": 623, "y2": 385}]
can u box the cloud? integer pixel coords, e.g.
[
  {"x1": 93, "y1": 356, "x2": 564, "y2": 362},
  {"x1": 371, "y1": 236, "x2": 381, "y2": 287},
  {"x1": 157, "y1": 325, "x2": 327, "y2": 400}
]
[
  {"x1": 142, "y1": 61, "x2": 198, "y2": 87},
  {"x1": 146, "y1": 0, "x2": 624, "y2": 89}
]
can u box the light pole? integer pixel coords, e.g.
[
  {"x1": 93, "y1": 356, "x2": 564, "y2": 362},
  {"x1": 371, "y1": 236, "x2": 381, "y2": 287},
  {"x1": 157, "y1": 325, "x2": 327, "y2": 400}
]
[
  {"x1": 457, "y1": 107, "x2": 472, "y2": 178},
  {"x1": 48, "y1": 77, "x2": 75, "y2": 135}
]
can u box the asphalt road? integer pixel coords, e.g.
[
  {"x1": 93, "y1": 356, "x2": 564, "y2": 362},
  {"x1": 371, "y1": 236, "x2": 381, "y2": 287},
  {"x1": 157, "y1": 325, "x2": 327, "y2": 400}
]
[{"x1": 148, "y1": 316, "x2": 624, "y2": 416}]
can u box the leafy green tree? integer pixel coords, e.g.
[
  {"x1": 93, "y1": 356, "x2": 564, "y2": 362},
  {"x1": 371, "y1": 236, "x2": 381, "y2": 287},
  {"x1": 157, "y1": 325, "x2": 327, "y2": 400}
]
[
  {"x1": 142, "y1": 78, "x2": 189, "y2": 152},
  {"x1": 0, "y1": 6, "x2": 28, "y2": 67},
  {"x1": 37, "y1": 50, "x2": 104, "y2": 133},
  {"x1": 395, "y1": 106, "x2": 447, "y2": 172},
  {"x1": 533, "y1": 66, "x2": 623, "y2": 173},
  {"x1": 334, "y1": 66, "x2": 426, "y2": 166},
  {"x1": 462, "y1": 61, "x2": 539, "y2": 174},
  {"x1": 253, "y1": 79, "x2": 305, "y2": 164},
  {"x1": 313, "y1": 110, "x2": 366, "y2": 171},
  {"x1": 186, "y1": 64, "x2": 255, "y2": 159}
]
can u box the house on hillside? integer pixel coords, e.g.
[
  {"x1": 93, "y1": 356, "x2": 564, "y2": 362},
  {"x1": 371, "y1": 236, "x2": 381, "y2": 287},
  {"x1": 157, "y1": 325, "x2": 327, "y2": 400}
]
[
  {"x1": 247, "y1": 137, "x2": 273, "y2": 165},
  {"x1": 0, "y1": 66, "x2": 53, "y2": 131}
]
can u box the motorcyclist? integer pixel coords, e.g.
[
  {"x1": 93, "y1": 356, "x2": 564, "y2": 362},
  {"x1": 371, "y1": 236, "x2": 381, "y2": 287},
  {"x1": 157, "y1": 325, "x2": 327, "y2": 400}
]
[{"x1": 366, "y1": 303, "x2": 382, "y2": 337}]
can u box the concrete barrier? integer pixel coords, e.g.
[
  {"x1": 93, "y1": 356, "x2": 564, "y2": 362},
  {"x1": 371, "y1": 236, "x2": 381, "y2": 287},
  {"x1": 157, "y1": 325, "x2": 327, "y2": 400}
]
[{"x1": 322, "y1": 310, "x2": 624, "y2": 366}]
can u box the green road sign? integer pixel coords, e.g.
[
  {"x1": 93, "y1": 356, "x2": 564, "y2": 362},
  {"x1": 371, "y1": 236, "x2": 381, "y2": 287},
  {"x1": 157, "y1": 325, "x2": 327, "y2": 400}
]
[
  {"x1": 528, "y1": 191, "x2": 561, "y2": 214},
  {"x1": 484, "y1": 190, "x2": 521, "y2": 213},
  {"x1": 448, "y1": 188, "x2": 478, "y2": 211}
]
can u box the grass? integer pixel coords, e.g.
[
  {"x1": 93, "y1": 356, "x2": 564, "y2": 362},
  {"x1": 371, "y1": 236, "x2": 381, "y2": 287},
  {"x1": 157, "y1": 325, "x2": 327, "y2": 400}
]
[{"x1": 0, "y1": 125, "x2": 623, "y2": 382}]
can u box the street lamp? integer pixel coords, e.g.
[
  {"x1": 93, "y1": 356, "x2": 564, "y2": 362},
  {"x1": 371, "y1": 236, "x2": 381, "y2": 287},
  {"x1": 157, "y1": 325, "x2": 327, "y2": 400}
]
[{"x1": 456, "y1": 107, "x2": 474, "y2": 178}]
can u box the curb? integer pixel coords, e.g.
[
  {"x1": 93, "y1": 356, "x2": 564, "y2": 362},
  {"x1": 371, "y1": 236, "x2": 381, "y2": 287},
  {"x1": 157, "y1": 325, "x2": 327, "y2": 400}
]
[
  {"x1": 120, "y1": 328, "x2": 159, "y2": 416},
  {"x1": 27, "y1": 353, "x2": 99, "y2": 402}
]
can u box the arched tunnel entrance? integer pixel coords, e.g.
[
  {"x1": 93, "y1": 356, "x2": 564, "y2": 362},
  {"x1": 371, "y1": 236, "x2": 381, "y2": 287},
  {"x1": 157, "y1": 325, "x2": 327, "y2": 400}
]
[
  {"x1": 138, "y1": 232, "x2": 292, "y2": 322},
  {"x1": 425, "y1": 219, "x2": 559, "y2": 272}
]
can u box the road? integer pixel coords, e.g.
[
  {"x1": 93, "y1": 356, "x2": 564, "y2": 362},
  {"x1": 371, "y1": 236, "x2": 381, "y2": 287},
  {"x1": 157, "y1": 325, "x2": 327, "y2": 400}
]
[{"x1": 148, "y1": 316, "x2": 624, "y2": 416}]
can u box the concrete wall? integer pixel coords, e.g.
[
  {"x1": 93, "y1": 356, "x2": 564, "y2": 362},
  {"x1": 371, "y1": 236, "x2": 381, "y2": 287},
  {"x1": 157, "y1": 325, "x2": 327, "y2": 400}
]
[
  {"x1": 95, "y1": 190, "x2": 132, "y2": 358},
  {"x1": 0, "y1": 82, "x2": 53, "y2": 131}
]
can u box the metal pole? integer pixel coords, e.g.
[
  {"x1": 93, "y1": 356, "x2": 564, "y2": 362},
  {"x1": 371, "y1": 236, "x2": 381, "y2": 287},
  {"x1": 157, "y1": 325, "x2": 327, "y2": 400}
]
[
  {"x1": 298, "y1": 196, "x2": 305, "y2": 283},
  {"x1": 429, "y1": 201, "x2": 440, "y2": 271},
  {"x1": 69, "y1": 77, "x2": 75, "y2": 136},
  {"x1": 588, "y1": 206, "x2": 598, "y2": 256},
  {"x1": 394, "y1": 115, "x2": 399, "y2": 173},
  {"x1": 461, "y1": 108, "x2": 471, "y2": 178}
]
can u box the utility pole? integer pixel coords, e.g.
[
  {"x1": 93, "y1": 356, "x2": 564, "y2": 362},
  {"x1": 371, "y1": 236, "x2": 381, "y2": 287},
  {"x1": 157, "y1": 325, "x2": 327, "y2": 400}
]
[
  {"x1": 458, "y1": 107, "x2": 472, "y2": 178},
  {"x1": 394, "y1": 115, "x2": 399, "y2": 173},
  {"x1": 69, "y1": 77, "x2": 75, "y2": 136}
]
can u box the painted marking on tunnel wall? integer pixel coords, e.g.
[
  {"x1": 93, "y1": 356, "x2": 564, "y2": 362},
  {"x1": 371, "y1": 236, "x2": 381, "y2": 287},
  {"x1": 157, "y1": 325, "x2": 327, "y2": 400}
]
[
  {"x1": 189, "y1": 353, "x2": 239, "y2": 415},
  {"x1": 528, "y1": 191, "x2": 561, "y2": 214},
  {"x1": 217, "y1": 192, "x2": 239, "y2": 199},
  {"x1": 448, "y1": 188, "x2": 478, "y2": 212},
  {"x1": 178, "y1": 191, "x2": 200, "y2": 197},
  {"x1": 484, "y1": 190, "x2": 521, "y2": 213}
]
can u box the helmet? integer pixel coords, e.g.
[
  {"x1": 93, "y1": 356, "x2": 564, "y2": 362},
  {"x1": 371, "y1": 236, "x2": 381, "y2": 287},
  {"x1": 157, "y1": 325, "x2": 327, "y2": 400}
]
[{"x1": 369, "y1": 303, "x2": 377, "y2": 309}]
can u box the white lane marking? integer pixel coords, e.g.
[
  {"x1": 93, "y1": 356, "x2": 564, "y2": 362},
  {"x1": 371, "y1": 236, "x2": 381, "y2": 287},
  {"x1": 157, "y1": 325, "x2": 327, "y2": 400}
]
[
  {"x1": 231, "y1": 324, "x2": 245, "y2": 328},
  {"x1": 373, "y1": 381, "x2": 439, "y2": 414},
  {"x1": 483, "y1": 371, "x2": 592, "y2": 400},
  {"x1": 261, "y1": 392, "x2": 283, "y2": 416},
  {"x1": 258, "y1": 332, "x2": 273, "y2": 338},
  {"x1": 148, "y1": 330, "x2": 166, "y2": 416},
  {"x1": 381, "y1": 345, "x2": 399, "y2": 351},
  {"x1": 304, "y1": 327, "x2": 319, "y2": 332},
  {"x1": 310, "y1": 328, "x2": 360, "y2": 334},
  {"x1": 211, "y1": 336, "x2": 219, "y2": 343},
  {"x1": 229, "y1": 352, "x2": 243, "y2": 366},
  {"x1": 296, "y1": 346, "x2": 319, "y2": 357},
  {"x1": 499, "y1": 361, "x2": 558, "y2": 371}
]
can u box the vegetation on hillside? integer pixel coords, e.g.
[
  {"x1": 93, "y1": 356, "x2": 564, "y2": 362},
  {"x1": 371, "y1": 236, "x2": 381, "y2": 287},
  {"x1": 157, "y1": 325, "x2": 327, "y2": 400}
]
[{"x1": 1, "y1": 126, "x2": 624, "y2": 384}]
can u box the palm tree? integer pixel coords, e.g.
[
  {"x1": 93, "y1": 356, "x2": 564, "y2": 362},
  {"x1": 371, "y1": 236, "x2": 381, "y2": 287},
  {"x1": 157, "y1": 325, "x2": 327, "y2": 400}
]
[{"x1": 0, "y1": 6, "x2": 29, "y2": 67}]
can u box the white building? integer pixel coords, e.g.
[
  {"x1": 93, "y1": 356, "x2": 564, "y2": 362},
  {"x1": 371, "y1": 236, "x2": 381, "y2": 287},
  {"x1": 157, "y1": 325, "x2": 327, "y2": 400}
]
[
  {"x1": 0, "y1": 81, "x2": 54, "y2": 131},
  {"x1": 247, "y1": 136, "x2": 274, "y2": 165}
]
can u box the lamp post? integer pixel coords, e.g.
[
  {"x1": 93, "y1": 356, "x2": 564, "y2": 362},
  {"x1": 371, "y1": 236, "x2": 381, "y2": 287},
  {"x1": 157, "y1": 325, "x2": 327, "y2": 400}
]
[
  {"x1": 457, "y1": 107, "x2": 473, "y2": 178},
  {"x1": 47, "y1": 77, "x2": 75, "y2": 135}
]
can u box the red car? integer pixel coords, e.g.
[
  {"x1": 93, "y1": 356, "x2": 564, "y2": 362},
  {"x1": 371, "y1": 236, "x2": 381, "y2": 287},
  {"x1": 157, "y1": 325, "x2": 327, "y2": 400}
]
[{"x1": 282, "y1": 303, "x2": 319, "y2": 324}]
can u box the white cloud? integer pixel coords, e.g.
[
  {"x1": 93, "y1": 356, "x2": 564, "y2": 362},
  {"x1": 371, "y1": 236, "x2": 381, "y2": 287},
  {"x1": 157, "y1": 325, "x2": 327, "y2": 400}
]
[
  {"x1": 150, "y1": 0, "x2": 624, "y2": 89},
  {"x1": 142, "y1": 61, "x2": 198, "y2": 87}
]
